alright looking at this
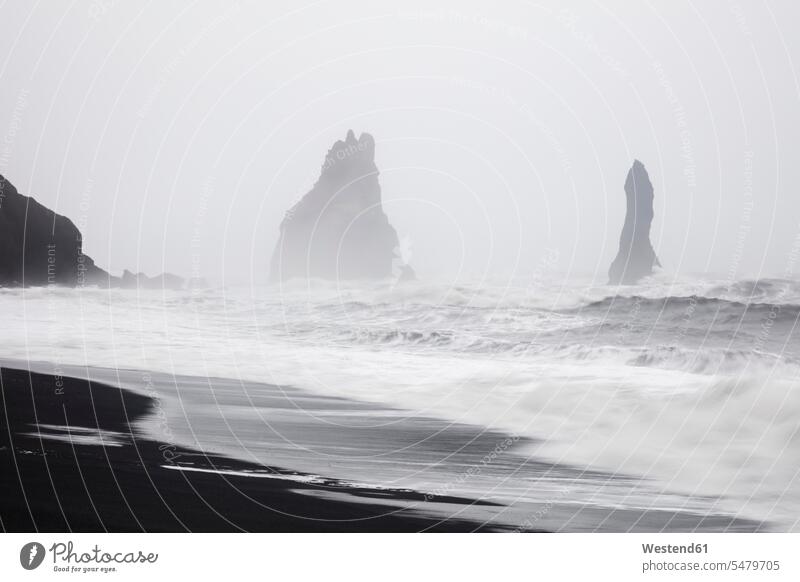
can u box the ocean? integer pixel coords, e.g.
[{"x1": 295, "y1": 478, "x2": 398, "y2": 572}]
[{"x1": 2, "y1": 275, "x2": 798, "y2": 530}]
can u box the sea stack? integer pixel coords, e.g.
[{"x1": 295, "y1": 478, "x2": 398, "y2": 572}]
[
  {"x1": 0, "y1": 174, "x2": 182, "y2": 288},
  {"x1": 270, "y1": 130, "x2": 413, "y2": 282},
  {"x1": 608, "y1": 160, "x2": 660, "y2": 285}
]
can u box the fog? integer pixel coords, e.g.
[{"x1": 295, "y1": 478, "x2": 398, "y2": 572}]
[{"x1": 1, "y1": 0, "x2": 799, "y2": 286}]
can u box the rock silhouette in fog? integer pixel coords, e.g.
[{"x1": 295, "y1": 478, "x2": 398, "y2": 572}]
[
  {"x1": 608, "y1": 160, "x2": 660, "y2": 285},
  {"x1": 120, "y1": 269, "x2": 184, "y2": 289},
  {"x1": 270, "y1": 130, "x2": 413, "y2": 281},
  {"x1": 0, "y1": 175, "x2": 105, "y2": 286},
  {"x1": 0, "y1": 175, "x2": 181, "y2": 288}
]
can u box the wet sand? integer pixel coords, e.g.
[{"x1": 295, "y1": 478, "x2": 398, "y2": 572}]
[
  {"x1": 0, "y1": 361, "x2": 763, "y2": 532},
  {"x1": 0, "y1": 365, "x2": 503, "y2": 532}
]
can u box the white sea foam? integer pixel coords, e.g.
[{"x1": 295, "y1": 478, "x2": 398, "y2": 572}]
[{"x1": 1, "y1": 277, "x2": 798, "y2": 528}]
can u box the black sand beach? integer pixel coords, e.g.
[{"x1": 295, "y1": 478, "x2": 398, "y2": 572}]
[
  {"x1": 0, "y1": 366, "x2": 503, "y2": 532},
  {"x1": 0, "y1": 363, "x2": 763, "y2": 532}
]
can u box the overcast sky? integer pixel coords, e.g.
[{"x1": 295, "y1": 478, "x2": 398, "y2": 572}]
[{"x1": 1, "y1": 0, "x2": 799, "y2": 286}]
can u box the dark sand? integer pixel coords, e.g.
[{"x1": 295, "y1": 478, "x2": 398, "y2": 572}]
[
  {"x1": 0, "y1": 362, "x2": 763, "y2": 532},
  {"x1": 0, "y1": 366, "x2": 502, "y2": 532}
]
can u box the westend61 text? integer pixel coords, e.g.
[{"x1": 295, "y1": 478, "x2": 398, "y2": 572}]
[{"x1": 642, "y1": 543, "x2": 708, "y2": 554}]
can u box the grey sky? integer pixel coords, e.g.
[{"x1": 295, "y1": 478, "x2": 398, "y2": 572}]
[{"x1": 1, "y1": 0, "x2": 798, "y2": 285}]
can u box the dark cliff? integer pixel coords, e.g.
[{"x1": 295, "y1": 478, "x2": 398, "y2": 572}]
[
  {"x1": 608, "y1": 160, "x2": 660, "y2": 285},
  {"x1": 0, "y1": 175, "x2": 108, "y2": 286},
  {"x1": 0, "y1": 175, "x2": 181, "y2": 288},
  {"x1": 270, "y1": 130, "x2": 413, "y2": 282}
]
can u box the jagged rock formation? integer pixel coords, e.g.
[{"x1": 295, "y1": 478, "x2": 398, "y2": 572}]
[
  {"x1": 608, "y1": 160, "x2": 661, "y2": 285},
  {"x1": 0, "y1": 174, "x2": 182, "y2": 289},
  {"x1": 270, "y1": 130, "x2": 413, "y2": 282}
]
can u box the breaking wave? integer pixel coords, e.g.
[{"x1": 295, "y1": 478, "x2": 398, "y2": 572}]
[{"x1": 1, "y1": 275, "x2": 799, "y2": 527}]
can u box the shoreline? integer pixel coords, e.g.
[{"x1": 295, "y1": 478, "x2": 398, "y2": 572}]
[
  {"x1": 1, "y1": 360, "x2": 764, "y2": 532},
  {"x1": 0, "y1": 365, "x2": 509, "y2": 532}
]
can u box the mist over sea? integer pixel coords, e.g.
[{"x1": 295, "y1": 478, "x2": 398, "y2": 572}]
[{"x1": 2, "y1": 274, "x2": 798, "y2": 530}]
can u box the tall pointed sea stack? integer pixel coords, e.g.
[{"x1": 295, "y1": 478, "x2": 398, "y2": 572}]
[
  {"x1": 608, "y1": 160, "x2": 660, "y2": 285},
  {"x1": 270, "y1": 130, "x2": 413, "y2": 281}
]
